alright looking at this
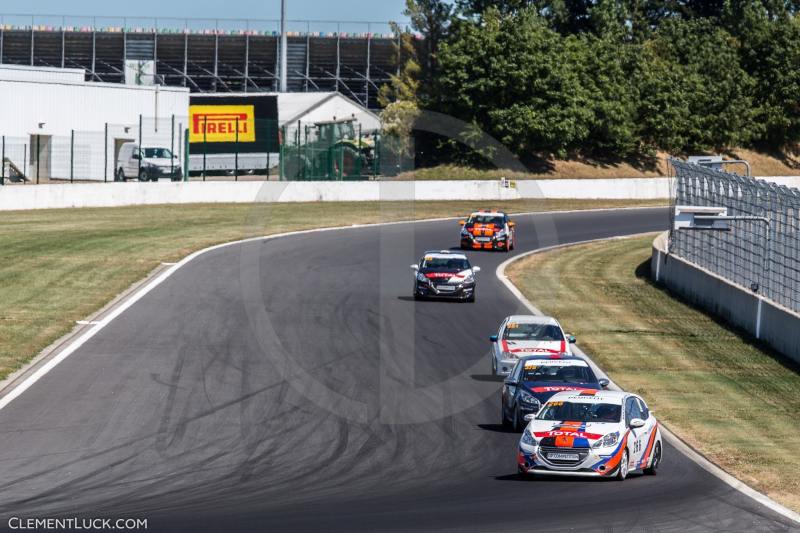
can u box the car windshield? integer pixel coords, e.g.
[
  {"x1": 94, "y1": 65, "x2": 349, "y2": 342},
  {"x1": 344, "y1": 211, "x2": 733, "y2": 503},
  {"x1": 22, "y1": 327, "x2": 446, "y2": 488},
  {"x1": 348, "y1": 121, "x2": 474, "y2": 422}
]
[
  {"x1": 422, "y1": 257, "x2": 470, "y2": 270},
  {"x1": 504, "y1": 323, "x2": 564, "y2": 341},
  {"x1": 143, "y1": 148, "x2": 173, "y2": 158},
  {"x1": 468, "y1": 215, "x2": 504, "y2": 226},
  {"x1": 521, "y1": 363, "x2": 595, "y2": 383},
  {"x1": 537, "y1": 401, "x2": 621, "y2": 423}
]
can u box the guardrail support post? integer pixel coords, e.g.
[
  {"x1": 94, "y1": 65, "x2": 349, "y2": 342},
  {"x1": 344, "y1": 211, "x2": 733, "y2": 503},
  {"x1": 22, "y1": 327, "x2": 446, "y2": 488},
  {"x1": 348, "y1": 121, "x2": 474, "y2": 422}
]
[
  {"x1": 138, "y1": 114, "x2": 143, "y2": 180},
  {"x1": 183, "y1": 128, "x2": 189, "y2": 182},
  {"x1": 70, "y1": 129, "x2": 74, "y2": 183},
  {"x1": 1, "y1": 135, "x2": 5, "y2": 186},
  {"x1": 170, "y1": 114, "x2": 175, "y2": 179}
]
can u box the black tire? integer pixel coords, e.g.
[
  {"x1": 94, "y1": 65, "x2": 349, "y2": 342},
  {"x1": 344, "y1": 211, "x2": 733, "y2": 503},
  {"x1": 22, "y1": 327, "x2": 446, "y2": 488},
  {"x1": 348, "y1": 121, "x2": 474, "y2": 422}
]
[
  {"x1": 517, "y1": 466, "x2": 527, "y2": 479},
  {"x1": 492, "y1": 357, "x2": 497, "y2": 376},
  {"x1": 116, "y1": 169, "x2": 125, "y2": 182},
  {"x1": 501, "y1": 400, "x2": 511, "y2": 428},
  {"x1": 644, "y1": 442, "x2": 661, "y2": 476},
  {"x1": 616, "y1": 450, "x2": 629, "y2": 481},
  {"x1": 513, "y1": 404, "x2": 523, "y2": 432},
  {"x1": 466, "y1": 290, "x2": 476, "y2": 303},
  {"x1": 504, "y1": 238, "x2": 511, "y2": 253}
]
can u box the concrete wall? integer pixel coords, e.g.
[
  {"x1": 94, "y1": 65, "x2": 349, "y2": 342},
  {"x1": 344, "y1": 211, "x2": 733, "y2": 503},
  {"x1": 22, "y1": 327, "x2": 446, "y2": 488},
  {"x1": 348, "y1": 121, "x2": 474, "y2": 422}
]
[
  {"x1": 651, "y1": 233, "x2": 800, "y2": 365},
  {"x1": 0, "y1": 179, "x2": 671, "y2": 210}
]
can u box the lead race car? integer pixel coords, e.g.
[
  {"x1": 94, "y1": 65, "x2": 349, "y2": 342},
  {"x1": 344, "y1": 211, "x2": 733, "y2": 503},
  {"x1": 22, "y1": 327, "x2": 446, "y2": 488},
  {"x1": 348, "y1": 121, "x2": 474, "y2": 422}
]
[
  {"x1": 517, "y1": 390, "x2": 663, "y2": 480},
  {"x1": 490, "y1": 315, "x2": 576, "y2": 376},
  {"x1": 411, "y1": 251, "x2": 481, "y2": 302},
  {"x1": 459, "y1": 210, "x2": 516, "y2": 251}
]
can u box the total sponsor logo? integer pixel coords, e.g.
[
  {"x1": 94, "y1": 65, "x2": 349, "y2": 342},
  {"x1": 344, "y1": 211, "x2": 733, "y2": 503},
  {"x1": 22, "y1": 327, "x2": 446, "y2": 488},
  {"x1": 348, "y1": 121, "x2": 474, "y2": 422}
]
[
  {"x1": 190, "y1": 105, "x2": 256, "y2": 143},
  {"x1": 533, "y1": 430, "x2": 603, "y2": 439},
  {"x1": 530, "y1": 386, "x2": 589, "y2": 393}
]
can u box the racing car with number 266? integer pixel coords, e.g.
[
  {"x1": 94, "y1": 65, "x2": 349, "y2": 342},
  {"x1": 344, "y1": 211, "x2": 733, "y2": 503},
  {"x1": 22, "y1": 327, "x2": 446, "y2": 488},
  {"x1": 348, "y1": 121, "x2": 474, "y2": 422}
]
[{"x1": 517, "y1": 390, "x2": 662, "y2": 480}]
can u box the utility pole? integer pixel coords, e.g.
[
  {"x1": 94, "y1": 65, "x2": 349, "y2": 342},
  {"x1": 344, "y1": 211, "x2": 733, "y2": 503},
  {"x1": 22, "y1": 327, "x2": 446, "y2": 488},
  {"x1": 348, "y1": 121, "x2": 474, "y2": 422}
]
[{"x1": 280, "y1": 0, "x2": 288, "y2": 92}]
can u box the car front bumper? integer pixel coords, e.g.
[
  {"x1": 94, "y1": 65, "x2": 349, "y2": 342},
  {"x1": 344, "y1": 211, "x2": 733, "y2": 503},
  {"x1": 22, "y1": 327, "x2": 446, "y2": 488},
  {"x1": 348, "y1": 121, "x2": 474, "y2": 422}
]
[
  {"x1": 495, "y1": 357, "x2": 519, "y2": 376},
  {"x1": 461, "y1": 235, "x2": 508, "y2": 250},
  {"x1": 517, "y1": 441, "x2": 623, "y2": 477},
  {"x1": 415, "y1": 280, "x2": 475, "y2": 299}
]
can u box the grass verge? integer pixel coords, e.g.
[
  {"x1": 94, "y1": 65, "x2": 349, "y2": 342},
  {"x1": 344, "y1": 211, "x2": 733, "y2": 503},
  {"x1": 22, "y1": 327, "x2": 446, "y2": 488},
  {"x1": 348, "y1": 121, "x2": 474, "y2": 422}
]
[
  {"x1": 0, "y1": 199, "x2": 664, "y2": 384},
  {"x1": 506, "y1": 235, "x2": 800, "y2": 512}
]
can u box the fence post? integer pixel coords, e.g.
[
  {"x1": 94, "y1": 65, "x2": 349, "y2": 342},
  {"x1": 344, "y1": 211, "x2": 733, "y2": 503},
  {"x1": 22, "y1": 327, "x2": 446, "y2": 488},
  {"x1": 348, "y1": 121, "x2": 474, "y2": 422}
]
[
  {"x1": 70, "y1": 129, "x2": 74, "y2": 183},
  {"x1": 202, "y1": 115, "x2": 207, "y2": 181},
  {"x1": 36, "y1": 135, "x2": 40, "y2": 184},
  {"x1": 279, "y1": 125, "x2": 285, "y2": 181},
  {"x1": 235, "y1": 116, "x2": 239, "y2": 181},
  {"x1": 170, "y1": 114, "x2": 175, "y2": 179},
  {"x1": 1, "y1": 135, "x2": 4, "y2": 186},
  {"x1": 104, "y1": 123, "x2": 108, "y2": 182},
  {"x1": 183, "y1": 127, "x2": 189, "y2": 182},
  {"x1": 138, "y1": 114, "x2": 143, "y2": 180}
]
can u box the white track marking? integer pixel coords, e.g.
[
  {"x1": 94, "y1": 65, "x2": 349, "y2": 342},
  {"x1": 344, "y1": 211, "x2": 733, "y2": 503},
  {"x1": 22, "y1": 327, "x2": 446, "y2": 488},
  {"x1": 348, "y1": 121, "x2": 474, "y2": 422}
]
[{"x1": 496, "y1": 236, "x2": 800, "y2": 526}]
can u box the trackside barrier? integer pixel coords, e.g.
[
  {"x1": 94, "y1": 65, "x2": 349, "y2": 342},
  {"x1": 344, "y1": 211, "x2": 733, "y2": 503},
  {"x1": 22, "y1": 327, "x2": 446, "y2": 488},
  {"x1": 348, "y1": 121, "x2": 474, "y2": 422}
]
[{"x1": 651, "y1": 232, "x2": 800, "y2": 365}]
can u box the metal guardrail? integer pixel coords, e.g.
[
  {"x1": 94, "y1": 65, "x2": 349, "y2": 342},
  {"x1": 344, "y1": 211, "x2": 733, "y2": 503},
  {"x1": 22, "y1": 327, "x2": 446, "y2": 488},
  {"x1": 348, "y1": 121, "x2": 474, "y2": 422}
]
[{"x1": 668, "y1": 159, "x2": 800, "y2": 313}]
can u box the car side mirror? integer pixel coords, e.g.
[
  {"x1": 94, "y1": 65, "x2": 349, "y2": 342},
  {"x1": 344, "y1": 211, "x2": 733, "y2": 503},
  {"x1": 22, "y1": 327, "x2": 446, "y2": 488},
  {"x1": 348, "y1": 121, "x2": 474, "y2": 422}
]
[
  {"x1": 523, "y1": 414, "x2": 536, "y2": 422},
  {"x1": 509, "y1": 221, "x2": 516, "y2": 228},
  {"x1": 629, "y1": 418, "x2": 646, "y2": 429},
  {"x1": 410, "y1": 264, "x2": 419, "y2": 271},
  {"x1": 459, "y1": 220, "x2": 466, "y2": 226},
  {"x1": 598, "y1": 378, "x2": 610, "y2": 388},
  {"x1": 567, "y1": 335, "x2": 577, "y2": 344},
  {"x1": 472, "y1": 266, "x2": 481, "y2": 273},
  {"x1": 132, "y1": 153, "x2": 140, "y2": 160},
  {"x1": 504, "y1": 380, "x2": 518, "y2": 387},
  {"x1": 489, "y1": 335, "x2": 498, "y2": 343}
]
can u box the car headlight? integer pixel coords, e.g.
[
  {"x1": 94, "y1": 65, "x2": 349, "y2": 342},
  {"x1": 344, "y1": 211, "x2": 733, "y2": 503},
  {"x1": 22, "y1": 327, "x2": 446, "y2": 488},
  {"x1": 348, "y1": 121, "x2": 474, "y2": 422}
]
[
  {"x1": 518, "y1": 391, "x2": 541, "y2": 409},
  {"x1": 521, "y1": 429, "x2": 536, "y2": 446},
  {"x1": 461, "y1": 228, "x2": 470, "y2": 236},
  {"x1": 592, "y1": 431, "x2": 620, "y2": 449},
  {"x1": 416, "y1": 273, "x2": 427, "y2": 282},
  {"x1": 495, "y1": 230, "x2": 506, "y2": 239},
  {"x1": 461, "y1": 274, "x2": 474, "y2": 284}
]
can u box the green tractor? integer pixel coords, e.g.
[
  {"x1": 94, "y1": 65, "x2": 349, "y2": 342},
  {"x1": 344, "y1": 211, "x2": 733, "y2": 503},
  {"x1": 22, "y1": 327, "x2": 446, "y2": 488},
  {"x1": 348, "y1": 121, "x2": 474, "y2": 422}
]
[{"x1": 282, "y1": 118, "x2": 378, "y2": 180}]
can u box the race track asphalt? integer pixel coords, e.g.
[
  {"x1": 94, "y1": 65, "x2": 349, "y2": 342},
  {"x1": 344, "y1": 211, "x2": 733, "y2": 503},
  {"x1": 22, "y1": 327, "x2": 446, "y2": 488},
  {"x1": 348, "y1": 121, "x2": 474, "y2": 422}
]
[{"x1": 0, "y1": 206, "x2": 797, "y2": 533}]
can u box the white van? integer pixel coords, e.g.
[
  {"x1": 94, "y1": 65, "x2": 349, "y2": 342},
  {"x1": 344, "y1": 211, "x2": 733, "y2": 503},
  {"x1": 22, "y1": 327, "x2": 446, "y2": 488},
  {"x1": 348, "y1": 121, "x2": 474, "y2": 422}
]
[{"x1": 116, "y1": 143, "x2": 182, "y2": 182}]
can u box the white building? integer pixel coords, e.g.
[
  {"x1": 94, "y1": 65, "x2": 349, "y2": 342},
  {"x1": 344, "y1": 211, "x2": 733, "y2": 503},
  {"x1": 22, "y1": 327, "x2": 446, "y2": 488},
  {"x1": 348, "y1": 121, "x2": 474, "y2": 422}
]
[
  {"x1": 0, "y1": 64, "x2": 381, "y2": 180},
  {"x1": 0, "y1": 64, "x2": 189, "y2": 181}
]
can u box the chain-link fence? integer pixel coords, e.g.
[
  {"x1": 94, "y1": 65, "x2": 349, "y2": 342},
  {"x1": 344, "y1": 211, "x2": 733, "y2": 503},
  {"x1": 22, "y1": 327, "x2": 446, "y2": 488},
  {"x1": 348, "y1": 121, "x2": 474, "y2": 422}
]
[
  {"x1": 669, "y1": 159, "x2": 800, "y2": 313},
  {"x1": 1, "y1": 115, "x2": 399, "y2": 184},
  {"x1": 280, "y1": 120, "x2": 381, "y2": 180}
]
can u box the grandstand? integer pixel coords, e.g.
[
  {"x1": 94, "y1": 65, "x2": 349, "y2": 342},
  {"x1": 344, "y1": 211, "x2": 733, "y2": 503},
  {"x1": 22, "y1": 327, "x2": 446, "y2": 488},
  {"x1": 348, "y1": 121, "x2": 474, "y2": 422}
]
[{"x1": 0, "y1": 15, "x2": 415, "y2": 108}]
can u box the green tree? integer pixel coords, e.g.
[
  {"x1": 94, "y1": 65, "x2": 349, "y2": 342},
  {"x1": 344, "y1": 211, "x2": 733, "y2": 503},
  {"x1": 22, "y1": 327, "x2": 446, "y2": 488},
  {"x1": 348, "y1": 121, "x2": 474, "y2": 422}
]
[{"x1": 637, "y1": 18, "x2": 757, "y2": 152}]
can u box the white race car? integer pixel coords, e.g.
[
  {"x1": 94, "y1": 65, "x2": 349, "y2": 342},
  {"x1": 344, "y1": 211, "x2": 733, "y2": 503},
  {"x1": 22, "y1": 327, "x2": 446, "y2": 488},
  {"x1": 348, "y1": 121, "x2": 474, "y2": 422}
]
[
  {"x1": 490, "y1": 315, "x2": 576, "y2": 375},
  {"x1": 517, "y1": 389, "x2": 662, "y2": 480}
]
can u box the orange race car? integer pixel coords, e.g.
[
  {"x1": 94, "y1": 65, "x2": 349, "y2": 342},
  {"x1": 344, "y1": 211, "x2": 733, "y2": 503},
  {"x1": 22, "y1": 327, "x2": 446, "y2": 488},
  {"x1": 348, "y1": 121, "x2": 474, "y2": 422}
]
[{"x1": 459, "y1": 211, "x2": 517, "y2": 252}]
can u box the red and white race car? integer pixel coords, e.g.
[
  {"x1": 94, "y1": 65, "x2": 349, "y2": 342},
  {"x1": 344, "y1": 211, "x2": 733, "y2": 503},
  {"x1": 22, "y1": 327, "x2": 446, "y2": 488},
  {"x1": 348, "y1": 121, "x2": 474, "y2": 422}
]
[
  {"x1": 490, "y1": 315, "x2": 576, "y2": 375},
  {"x1": 517, "y1": 389, "x2": 663, "y2": 480}
]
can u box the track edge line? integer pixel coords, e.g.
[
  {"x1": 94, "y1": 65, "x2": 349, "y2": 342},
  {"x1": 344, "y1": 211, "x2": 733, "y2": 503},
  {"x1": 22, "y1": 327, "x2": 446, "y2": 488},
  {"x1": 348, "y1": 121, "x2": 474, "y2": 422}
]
[{"x1": 495, "y1": 233, "x2": 800, "y2": 526}]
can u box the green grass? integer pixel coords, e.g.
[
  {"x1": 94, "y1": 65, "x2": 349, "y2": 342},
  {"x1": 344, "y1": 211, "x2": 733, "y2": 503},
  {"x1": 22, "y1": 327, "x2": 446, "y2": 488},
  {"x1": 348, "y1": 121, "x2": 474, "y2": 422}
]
[
  {"x1": 0, "y1": 199, "x2": 664, "y2": 385},
  {"x1": 507, "y1": 235, "x2": 800, "y2": 512}
]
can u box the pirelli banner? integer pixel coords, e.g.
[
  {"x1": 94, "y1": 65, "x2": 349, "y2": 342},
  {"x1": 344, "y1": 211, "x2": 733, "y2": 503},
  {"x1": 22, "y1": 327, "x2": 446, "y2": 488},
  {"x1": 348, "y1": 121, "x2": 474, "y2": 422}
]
[{"x1": 189, "y1": 95, "x2": 279, "y2": 154}]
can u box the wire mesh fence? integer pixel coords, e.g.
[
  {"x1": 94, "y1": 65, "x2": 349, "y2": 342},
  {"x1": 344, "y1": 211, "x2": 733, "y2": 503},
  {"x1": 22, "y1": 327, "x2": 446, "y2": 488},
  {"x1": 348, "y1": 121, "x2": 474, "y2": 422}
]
[
  {"x1": 1, "y1": 114, "x2": 400, "y2": 184},
  {"x1": 669, "y1": 159, "x2": 800, "y2": 313}
]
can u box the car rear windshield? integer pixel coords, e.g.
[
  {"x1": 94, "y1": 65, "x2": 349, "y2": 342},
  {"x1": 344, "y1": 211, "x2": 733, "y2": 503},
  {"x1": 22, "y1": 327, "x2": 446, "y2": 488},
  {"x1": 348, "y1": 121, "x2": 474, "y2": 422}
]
[
  {"x1": 468, "y1": 215, "x2": 504, "y2": 226},
  {"x1": 422, "y1": 257, "x2": 470, "y2": 270},
  {"x1": 521, "y1": 364, "x2": 594, "y2": 383},
  {"x1": 537, "y1": 402, "x2": 621, "y2": 423},
  {"x1": 143, "y1": 148, "x2": 173, "y2": 158},
  {"x1": 504, "y1": 323, "x2": 564, "y2": 341}
]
